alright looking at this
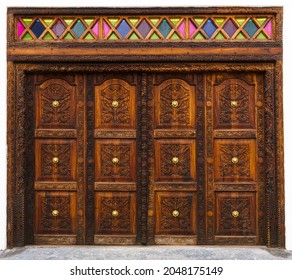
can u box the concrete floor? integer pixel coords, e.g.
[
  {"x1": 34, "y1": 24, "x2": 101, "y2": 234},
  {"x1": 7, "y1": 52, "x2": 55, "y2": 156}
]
[{"x1": 1, "y1": 246, "x2": 292, "y2": 260}]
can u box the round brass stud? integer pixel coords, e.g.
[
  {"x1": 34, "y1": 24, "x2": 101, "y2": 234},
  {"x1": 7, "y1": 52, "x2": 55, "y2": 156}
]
[
  {"x1": 112, "y1": 100, "x2": 119, "y2": 108},
  {"x1": 232, "y1": 210, "x2": 239, "y2": 218},
  {"x1": 231, "y1": 100, "x2": 238, "y2": 108},
  {"x1": 171, "y1": 100, "x2": 179, "y2": 108},
  {"x1": 172, "y1": 210, "x2": 180, "y2": 217},
  {"x1": 172, "y1": 157, "x2": 179, "y2": 164},
  {"x1": 52, "y1": 157, "x2": 59, "y2": 164},
  {"x1": 112, "y1": 210, "x2": 119, "y2": 217},
  {"x1": 112, "y1": 157, "x2": 119, "y2": 164},
  {"x1": 51, "y1": 209, "x2": 59, "y2": 217},
  {"x1": 231, "y1": 157, "x2": 239, "y2": 164},
  {"x1": 52, "y1": 100, "x2": 60, "y2": 108}
]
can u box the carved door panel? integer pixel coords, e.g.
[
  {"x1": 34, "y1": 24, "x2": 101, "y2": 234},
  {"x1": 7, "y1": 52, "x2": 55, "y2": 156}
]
[
  {"x1": 33, "y1": 74, "x2": 86, "y2": 245},
  {"x1": 149, "y1": 74, "x2": 199, "y2": 245},
  {"x1": 206, "y1": 73, "x2": 265, "y2": 245},
  {"x1": 93, "y1": 75, "x2": 138, "y2": 244}
]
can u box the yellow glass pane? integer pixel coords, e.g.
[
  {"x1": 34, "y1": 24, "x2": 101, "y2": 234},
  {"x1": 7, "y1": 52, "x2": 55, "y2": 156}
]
[
  {"x1": 23, "y1": 18, "x2": 33, "y2": 26},
  {"x1": 43, "y1": 18, "x2": 54, "y2": 26},
  {"x1": 108, "y1": 32, "x2": 119, "y2": 40},
  {"x1": 170, "y1": 32, "x2": 180, "y2": 39},
  {"x1": 256, "y1": 18, "x2": 267, "y2": 25},
  {"x1": 170, "y1": 18, "x2": 180, "y2": 26},
  {"x1": 150, "y1": 32, "x2": 160, "y2": 40},
  {"x1": 64, "y1": 32, "x2": 74, "y2": 40},
  {"x1": 84, "y1": 19, "x2": 94, "y2": 26},
  {"x1": 150, "y1": 18, "x2": 160, "y2": 26},
  {"x1": 129, "y1": 18, "x2": 139, "y2": 26},
  {"x1": 108, "y1": 18, "x2": 119, "y2": 26},
  {"x1": 215, "y1": 18, "x2": 225, "y2": 25},
  {"x1": 64, "y1": 19, "x2": 74, "y2": 26},
  {"x1": 194, "y1": 32, "x2": 205, "y2": 40},
  {"x1": 235, "y1": 18, "x2": 246, "y2": 26},
  {"x1": 235, "y1": 32, "x2": 245, "y2": 39},
  {"x1": 256, "y1": 32, "x2": 267, "y2": 39},
  {"x1": 215, "y1": 32, "x2": 225, "y2": 39},
  {"x1": 194, "y1": 18, "x2": 205, "y2": 26},
  {"x1": 84, "y1": 32, "x2": 95, "y2": 40},
  {"x1": 129, "y1": 32, "x2": 139, "y2": 40}
]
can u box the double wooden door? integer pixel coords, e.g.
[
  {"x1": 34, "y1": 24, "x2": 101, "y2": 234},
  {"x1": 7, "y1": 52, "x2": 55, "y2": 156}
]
[{"x1": 31, "y1": 71, "x2": 265, "y2": 245}]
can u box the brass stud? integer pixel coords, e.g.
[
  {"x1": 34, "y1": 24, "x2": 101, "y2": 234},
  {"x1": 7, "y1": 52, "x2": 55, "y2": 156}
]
[
  {"x1": 112, "y1": 100, "x2": 119, "y2": 108},
  {"x1": 51, "y1": 209, "x2": 59, "y2": 217},
  {"x1": 231, "y1": 100, "x2": 238, "y2": 108},
  {"x1": 52, "y1": 100, "x2": 60, "y2": 108},
  {"x1": 172, "y1": 157, "x2": 179, "y2": 164},
  {"x1": 171, "y1": 100, "x2": 179, "y2": 108},
  {"x1": 172, "y1": 210, "x2": 180, "y2": 217},
  {"x1": 232, "y1": 210, "x2": 239, "y2": 218},
  {"x1": 231, "y1": 157, "x2": 239, "y2": 164},
  {"x1": 112, "y1": 210, "x2": 119, "y2": 217},
  {"x1": 52, "y1": 157, "x2": 59, "y2": 164},
  {"x1": 112, "y1": 157, "x2": 119, "y2": 164}
]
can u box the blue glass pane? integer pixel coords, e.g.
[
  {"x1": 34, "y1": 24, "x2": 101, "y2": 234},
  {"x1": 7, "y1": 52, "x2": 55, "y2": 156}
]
[
  {"x1": 158, "y1": 19, "x2": 172, "y2": 38},
  {"x1": 137, "y1": 19, "x2": 151, "y2": 38},
  {"x1": 202, "y1": 19, "x2": 217, "y2": 38},
  {"x1": 223, "y1": 20, "x2": 237, "y2": 37},
  {"x1": 72, "y1": 20, "x2": 86, "y2": 38},
  {"x1": 117, "y1": 20, "x2": 131, "y2": 38},
  {"x1": 244, "y1": 20, "x2": 258, "y2": 37},
  {"x1": 31, "y1": 19, "x2": 45, "y2": 38}
]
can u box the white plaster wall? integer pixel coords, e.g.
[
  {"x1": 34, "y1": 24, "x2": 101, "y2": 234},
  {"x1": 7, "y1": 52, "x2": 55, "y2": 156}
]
[{"x1": 0, "y1": 0, "x2": 290, "y2": 250}]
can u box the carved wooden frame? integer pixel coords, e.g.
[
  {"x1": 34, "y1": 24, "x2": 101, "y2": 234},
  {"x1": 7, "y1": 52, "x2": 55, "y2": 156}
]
[{"x1": 7, "y1": 7, "x2": 283, "y2": 248}]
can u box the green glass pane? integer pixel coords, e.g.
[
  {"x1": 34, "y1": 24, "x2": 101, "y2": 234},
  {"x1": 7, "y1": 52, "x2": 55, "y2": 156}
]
[
  {"x1": 108, "y1": 32, "x2": 119, "y2": 40},
  {"x1": 23, "y1": 18, "x2": 33, "y2": 26},
  {"x1": 43, "y1": 32, "x2": 54, "y2": 40},
  {"x1": 64, "y1": 19, "x2": 74, "y2": 26},
  {"x1": 235, "y1": 32, "x2": 245, "y2": 39},
  {"x1": 215, "y1": 18, "x2": 225, "y2": 25},
  {"x1": 256, "y1": 32, "x2": 267, "y2": 39},
  {"x1": 194, "y1": 18, "x2": 205, "y2": 26},
  {"x1": 22, "y1": 32, "x2": 33, "y2": 40},
  {"x1": 129, "y1": 18, "x2": 139, "y2": 26},
  {"x1": 109, "y1": 18, "x2": 119, "y2": 26},
  {"x1": 235, "y1": 18, "x2": 246, "y2": 26},
  {"x1": 170, "y1": 18, "x2": 180, "y2": 26},
  {"x1": 84, "y1": 32, "x2": 95, "y2": 40},
  {"x1": 150, "y1": 32, "x2": 160, "y2": 40},
  {"x1": 129, "y1": 32, "x2": 139, "y2": 40},
  {"x1": 215, "y1": 32, "x2": 225, "y2": 39},
  {"x1": 84, "y1": 19, "x2": 94, "y2": 26},
  {"x1": 150, "y1": 18, "x2": 159, "y2": 26},
  {"x1": 43, "y1": 18, "x2": 54, "y2": 26},
  {"x1": 64, "y1": 32, "x2": 74, "y2": 40},
  {"x1": 194, "y1": 32, "x2": 205, "y2": 40},
  {"x1": 256, "y1": 18, "x2": 267, "y2": 25},
  {"x1": 170, "y1": 32, "x2": 180, "y2": 40}
]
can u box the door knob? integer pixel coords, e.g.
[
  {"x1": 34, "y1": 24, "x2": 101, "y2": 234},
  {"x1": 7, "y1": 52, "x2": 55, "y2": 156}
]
[
  {"x1": 112, "y1": 210, "x2": 119, "y2": 217},
  {"x1": 52, "y1": 157, "x2": 59, "y2": 164},
  {"x1": 172, "y1": 210, "x2": 180, "y2": 217},
  {"x1": 231, "y1": 157, "x2": 238, "y2": 164},
  {"x1": 52, "y1": 100, "x2": 60, "y2": 108},
  {"x1": 172, "y1": 157, "x2": 179, "y2": 164},
  {"x1": 51, "y1": 209, "x2": 59, "y2": 217},
  {"x1": 171, "y1": 100, "x2": 179, "y2": 108},
  {"x1": 112, "y1": 100, "x2": 119, "y2": 108},
  {"x1": 112, "y1": 157, "x2": 119, "y2": 164},
  {"x1": 231, "y1": 100, "x2": 238, "y2": 108},
  {"x1": 232, "y1": 210, "x2": 239, "y2": 218}
]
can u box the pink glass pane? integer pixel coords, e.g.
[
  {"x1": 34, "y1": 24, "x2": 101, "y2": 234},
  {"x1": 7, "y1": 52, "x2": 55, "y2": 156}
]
[
  {"x1": 104, "y1": 21, "x2": 111, "y2": 37},
  {"x1": 189, "y1": 20, "x2": 197, "y2": 37},
  {"x1": 264, "y1": 20, "x2": 272, "y2": 37},
  {"x1": 178, "y1": 20, "x2": 185, "y2": 38},
  {"x1": 18, "y1": 20, "x2": 25, "y2": 38},
  {"x1": 92, "y1": 21, "x2": 99, "y2": 37}
]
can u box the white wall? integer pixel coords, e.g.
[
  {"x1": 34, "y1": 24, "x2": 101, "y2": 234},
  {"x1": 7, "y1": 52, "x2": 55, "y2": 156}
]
[{"x1": 1, "y1": 0, "x2": 291, "y2": 250}]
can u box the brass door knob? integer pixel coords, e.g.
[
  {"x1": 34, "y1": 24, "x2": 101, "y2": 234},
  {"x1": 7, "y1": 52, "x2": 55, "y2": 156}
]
[
  {"x1": 171, "y1": 100, "x2": 179, "y2": 108},
  {"x1": 232, "y1": 210, "x2": 239, "y2": 218},
  {"x1": 112, "y1": 210, "x2": 119, "y2": 217},
  {"x1": 112, "y1": 100, "x2": 119, "y2": 108},
  {"x1": 52, "y1": 157, "x2": 59, "y2": 164},
  {"x1": 231, "y1": 157, "x2": 238, "y2": 164},
  {"x1": 172, "y1": 157, "x2": 179, "y2": 164},
  {"x1": 172, "y1": 210, "x2": 180, "y2": 217},
  {"x1": 51, "y1": 209, "x2": 59, "y2": 217},
  {"x1": 231, "y1": 100, "x2": 238, "y2": 108},
  {"x1": 52, "y1": 100, "x2": 60, "y2": 108},
  {"x1": 112, "y1": 157, "x2": 119, "y2": 164}
]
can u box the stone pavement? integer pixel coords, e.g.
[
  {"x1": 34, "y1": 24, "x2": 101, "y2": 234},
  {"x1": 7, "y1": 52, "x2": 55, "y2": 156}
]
[{"x1": 1, "y1": 246, "x2": 292, "y2": 260}]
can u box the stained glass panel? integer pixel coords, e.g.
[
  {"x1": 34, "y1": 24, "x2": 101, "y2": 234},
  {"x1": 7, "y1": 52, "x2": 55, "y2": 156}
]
[
  {"x1": 244, "y1": 19, "x2": 258, "y2": 37},
  {"x1": 31, "y1": 19, "x2": 45, "y2": 38},
  {"x1": 178, "y1": 20, "x2": 185, "y2": 38},
  {"x1": 264, "y1": 20, "x2": 272, "y2": 37},
  {"x1": 52, "y1": 20, "x2": 65, "y2": 38},
  {"x1": 137, "y1": 19, "x2": 151, "y2": 38},
  {"x1": 72, "y1": 20, "x2": 86, "y2": 38},
  {"x1": 189, "y1": 20, "x2": 197, "y2": 37},
  {"x1": 117, "y1": 19, "x2": 131, "y2": 38},
  {"x1": 223, "y1": 20, "x2": 237, "y2": 37},
  {"x1": 158, "y1": 19, "x2": 172, "y2": 38},
  {"x1": 202, "y1": 19, "x2": 217, "y2": 38},
  {"x1": 92, "y1": 22, "x2": 99, "y2": 37},
  {"x1": 104, "y1": 21, "x2": 111, "y2": 37},
  {"x1": 17, "y1": 21, "x2": 25, "y2": 38}
]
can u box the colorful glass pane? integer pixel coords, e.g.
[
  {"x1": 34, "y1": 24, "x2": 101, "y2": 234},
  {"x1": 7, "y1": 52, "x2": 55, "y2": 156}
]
[
  {"x1": 84, "y1": 19, "x2": 94, "y2": 26},
  {"x1": 104, "y1": 21, "x2": 111, "y2": 37},
  {"x1": 64, "y1": 19, "x2": 74, "y2": 26},
  {"x1": 256, "y1": 32, "x2": 267, "y2": 39},
  {"x1": 129, "y1": 18, "x2": 139, "y2": 26},
  {"x1": 158, "y1": 19, "x2": 172, "y2": 38},
  {"x1": 117, "y1": 19, "x2": 131, "y2": 38},
  {"x1": 194, "y1": 18, "x2": 204, "y2": 26},
  {"x1": 72, "y1": 20, "x2": 86, "y2": 38},
  {"x1": 244, "y1": 19, "x2": 258, "y2": 37},
  {"x1": 189, "y1": 20, "x2": 197, "y2": 37},
  {"x1": 17, "y1": 21, "x2": 25, "y2": 38},
  {"x1": 23, "y1": 32, "x2": 33, "y2": 40},
  {"x1": 92, "y1": 22, "x2": 99, "y2": 37},
  {"x1": 108, "y1": 32, "x2": 119, "y2": 40},
  {"x1": 43, "y1": 32, "x2": 54, "y2": 40},
  {"x1": 194, "y1": 32, "x2": 204, "y2": 40},
  {"x1": 52, "y1": 20, "x2": 65, "y2": 38},
  {"x1": 170, "y1": 32, "x2": 180, "y2": 40},
  {"x1": 137, "y1": 19, "x2": 151, "y2": 38},
  {"x1": 109, "y1": 18, "x2": 119, "y2": 26},
  {"x1": 150, "y1": 32, "x2": 160, "y2": 40},
  {"x1": 150, "y1": 18, "x2": 159, "y2": 26},
  {"x1": 215, "y1": 18, "x2": 225, "y2": 25},
  {"x1": 23, "y1": 18, "x2": 33, "y2": 26},
  {"x1": 84, "y1": 32, "x2": 95, "y2": 40},
  {"x1": 256, "y1": 18, "x2": 267, "y2": 25},
  {"x1": 236, "y1": 32, "x2": 245, "y2": 39},
  {"x1": 31, "y1": 19, "x2": 45, "y2": 38},
  {"x1": 215, "y1": 32, "x2": 225, "y2": 39},
  {"x1": 223, "y1": 20, "x2": 237, "y2": 37},
  {"x1": 202, "y1": 19, "x2": 216, "y2": 38},
  {"x1": 64, "y1": 32, "x2": 74, "y2": 40},
  {"x1": 235, "y1": 18, "x2": 246, "y2": 26},
  {"x1": 129, "y1": 32, "x2": 139, "y2": 40},
  {"x1": 43, "y1": 19, "x2": 54, "y2": 26},
  {"x1": 170, "y1": 18, "x2": 180, "y2": 26},
  {"x1": 178, "y1": 20, "x2": 185, "y2": 38},
  {"x1": 264, "y1": 20, "x2": 272, "y2": 37}
]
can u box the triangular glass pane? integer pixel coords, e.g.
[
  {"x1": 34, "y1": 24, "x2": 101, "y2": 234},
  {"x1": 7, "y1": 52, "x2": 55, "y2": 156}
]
[
  {"x1": 92, "y1": 22, "x2": 99, "y2": 37},
  {"x1": 109, "y1": 18, "x2": 119, "y2": 26},
  {"x1": 150, "y1": 32, "x2": 160, "y2": 40},
  {"x1": 150, "y1": 18, "x2": 160, "y2": 26},
  {"x1": 84, "y1": 32, "x2": 95, "y2": 40},
  {"x1": 235, "y1": 18, "x2": 246, "y2": 26},
  {"x1": 108, "y1": 32, "x2": 119, "y2": 40},
  {"x1": 64, "y1": 32, "x2": 74, "y2": 40},
  {"x1": 215, "y1": 18, "x2": 225, "y2": 25},
  {"x1": 178, "y1": 20, "x2": 185, "y2": 38},
  {"x1": 264, "y1": 20, "x2": 272, "y2": 37},
  {"x1": 129, "y1": 18, "x2": 139, "y2": 26},
  {"x1": 256, "y1": 32, "x2": 267, "y2": 39},
  {"x1": 170, "y1": 32, "x2": 180, "y2": 40},
  {"x1": 64, "y1": 19, "x2": 74, "y2": 26},
  {"x1": 170, "y1": 18, "x2": 180, "y2": 26},
  {"x1": 215, "y1": 32, "x2": 225, "y2": 39},
  {"x1": 194, "y1": 18, "x2": 205, "y2": 26},
  {"x1": 43, "y1": 18, "x2": 54, "y2": 26},
  {"x1": 235, "y1": 32, "x2": 245, "y2": 39},
  {"x1": 17, "y1": 21, "x2": 25, "y2": 38},
  {"x1": 22, "y1": 32, "x2": 33, "y2": 40},
  {"x1": 189, "y1": 20, "x2": 197, "y2": 37},
  {"x1": 256, "y1": 18, "x2": 267, "y2": 25},
  {"x1": 84, "y1": 19, "x2": 94, "y2": 26},
  {"x1": 194, "y1": 32, "x2": 205, "y2": 40},
  {"x1": 104, "y1": 21, "x2": 111, "y2": 37},
  {"x1": 43, "y1": 32, "x2": 54, "y2": 40},
  {"x1": 129, "y1": 32, "x2": 139, "y2": 40},
  {"x1": 23, "y1": 18, "x2": 33, "y2": 26}
]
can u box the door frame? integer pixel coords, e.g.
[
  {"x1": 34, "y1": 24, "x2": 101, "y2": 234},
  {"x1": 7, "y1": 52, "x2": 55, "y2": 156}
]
[{"x1": 7, "y1": 7, "x2": 284, "y2": 247}]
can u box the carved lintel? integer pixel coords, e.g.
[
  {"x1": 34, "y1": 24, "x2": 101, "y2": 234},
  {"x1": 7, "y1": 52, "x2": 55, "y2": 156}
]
[
  {"x1": 154, "y1": 130, "x2": 196, "y2": 138},
  {"x1": 34, "y1": 182, "x2": 77, "y2": 191},
  {"x1": 214, "y1": 236, "x2": 257, "y2": 245},
  {"x1": 154, "y1": 184, "x2": 197, "y2": 191},
  {"x1": 214, "y1": 184, "x2": 256, "y2": 192},
  {"x1": 94, "y1": 235, "x2": 136, "y2": 245},
  {"x1": 213, "y1": 130, "x2": 256, "y2": 139},
  {"x1": 35, "y1": 129, "x2": 77, "y2": 138},
  {"x1": 94, "y1": 129, "x2": 136, "y2": 139},
  {"x1": 155, "y1": 235, "x2": 197, "y2": 245},
  {"x1": 34, "y1": 235, "x2": 77, "y2": 245},
  {"x1": 94, "y1": 182, "x2": 136, "y2": 191}
]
